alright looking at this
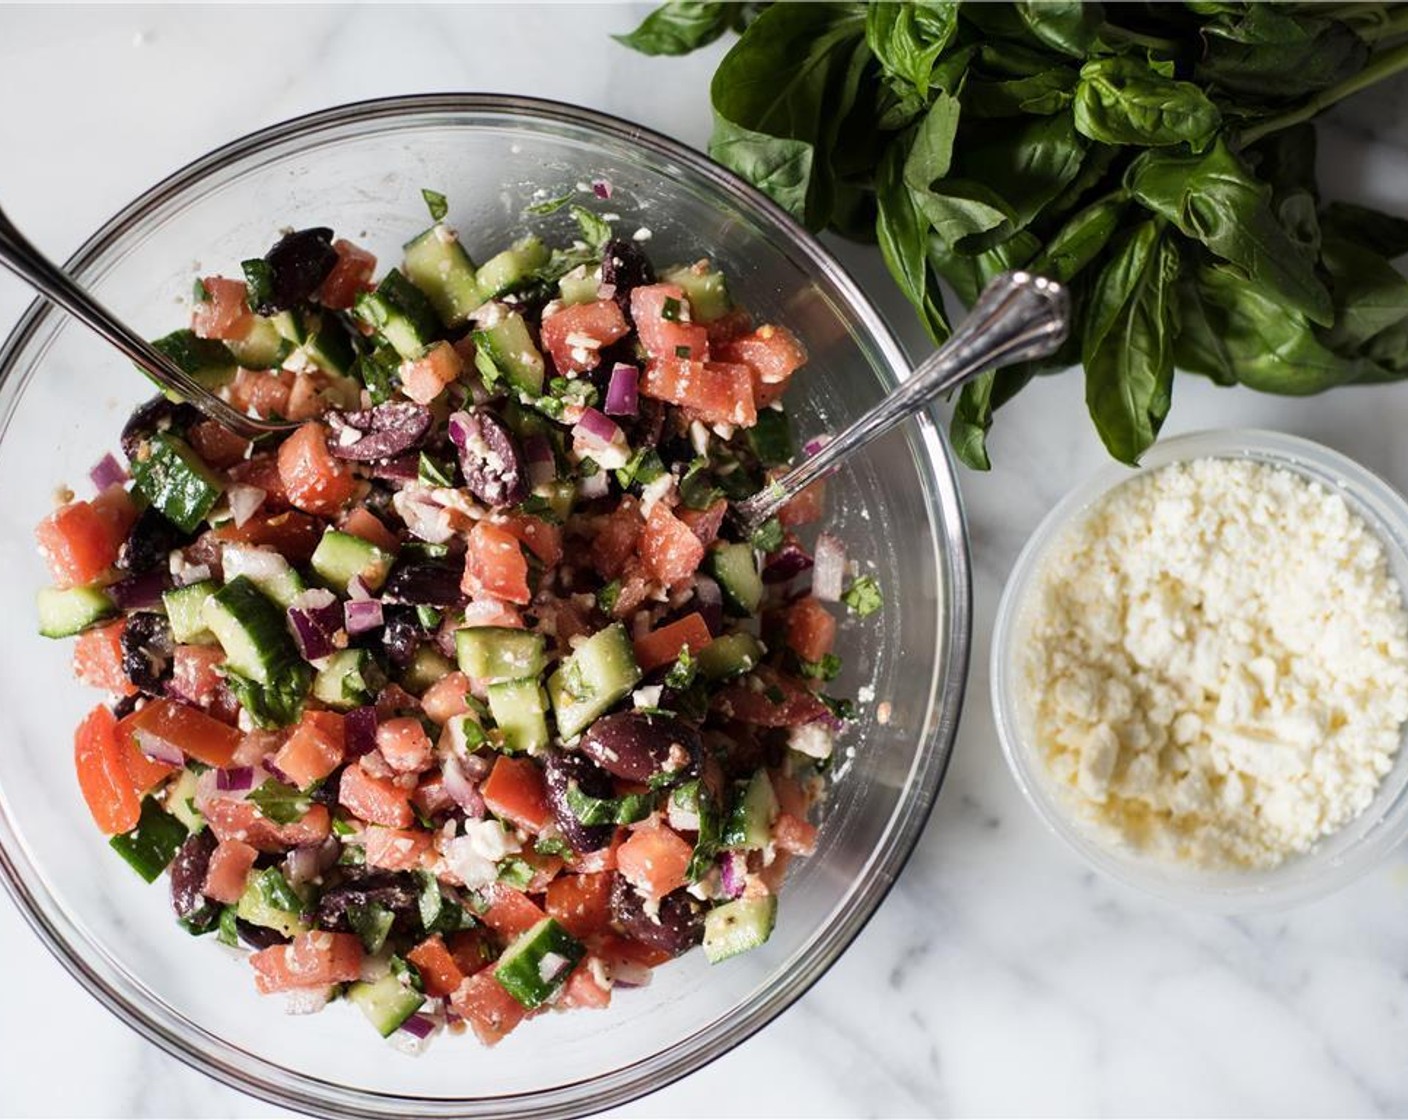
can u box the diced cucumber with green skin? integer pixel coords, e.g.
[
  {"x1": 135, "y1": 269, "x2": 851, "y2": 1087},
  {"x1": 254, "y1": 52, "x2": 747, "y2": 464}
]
[
  {"x1": 473, "y1": 236, "x2": 550, "y2": 304},
  {"x1": 355, "y1": 340, "x2": 403, "y2": 405},
  {"x1": 547, "y1": 624, "x2": 642, "y2": 740},
  {"x1": 226, "y1": 316, "x2": 293, "y2": 371},
  {"x1": 455, "y1": 627, "x2": 546, "y2": 682},
  {"x1": 404, "y1": 224, "x2": 480, "y2": 327},
  {"x1": 708, "y1": 542, "x2": 764, "y2": 616},
  {"x1": 301, "y1": 313, "x2": 358, "y2": 377},
  {"x1": 533, "y1": 479, "x2": 575, "y2": 522},
  {"x1": 37, "y1": 585, "x2": 117, "y2": 638},
  {"x1": 488, "y1": 677, "x2": 551, "y2": 754},
  {"x1": 203, "y1": 576, "x2": 301, "y2": 685},
  {"x1": 400, "y1": 646, "x2": 455, "y2": 694},
  {"x1": 747, "y1": 407, "x2": 795, "y2": 468},
  {"x1": 163, "y1": 580, "x2": 219, "y2": 644},
  {"x1": 703, "y1": 895, "x2": 777, "y2": 964},
  {"x1": 313, "y1": 649, "x2": 384, "y2": 711},
  {"x1": 353, "y1": 268, "x2": 441, "y2": 360},
  {"x1": 661, "y1": 263, "x2": 732, "y2": 323},
  {"x1": 235, "y1": 868, "x2": 308, "y2": 938},
  {"x1": 721, "y1": 770, "x2": 778, "y2": 851},
  {"x1": 150, "y1": 330, "x2": 239, "y2": 391},
  {"x1": 271, "y1": 309, "x2": 307, "y2": 345},
  {"x1": 109, "y1": 796, "x2": 189, "y2": 883},
  {"x1": 221, "y1": 544, "x2": 306, "y2": 609},
  {"x1": 558, "y1": 266, "x2": 600, "y2": 306},
  {"x1": 311, "y1": 530, "x2": 395, "y2": 595},
  {"x1": 695, "y1": 632, "x2": 764, "y2": 681},
  {"x1": 131, "y1": 433, "x2": 224, "y2": 534},
  {"x1": 472, "y1": 310, "x2": 545, "y2": 396},
  {"x1": 164, "y1": 768, "x2": 205, "y2": 834},
  {"x1": 493, "y1": 917, "x2": 584, "y2": 1009},
  {"x1": 347, "y1": 971, "x2": 425, "y2": 1038}
]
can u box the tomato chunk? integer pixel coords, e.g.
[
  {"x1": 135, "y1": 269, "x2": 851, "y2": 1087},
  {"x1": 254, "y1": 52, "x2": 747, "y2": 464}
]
[
  {"x1": 191, "y1": 277, "x2": 254, "y2": 341},
  {"x1": 545, "y1": 872, "x2": 614, "y2": 939},
  {"x1": 213, "y1": 510, "x2": 322, "y2": 565},
  {"x1": 493, "y1": 513, "x2": 563, "y2": 567},
  {"x1": 450, "y1": 970, "x2": 528, "y2": 1047},
  {"x1": 364, "y1": 825, "x2": 433, "y2": 871},
  {"x1": 250, "y1": 931, "x2": 363, "y2": 994},
  {"x1": 421, "y1": 672, "x2": 473, "y2": 725},
  {"x1": 73, "y1": 620, "x2": 136, "y2": 696},
  {"x1": 340, "y1": 507, "x2": 400, "y2": 554},
  {"x1": 540, "y1": 299, "x2": 630, "y2": 373},
  {"x1": 590, "y1": 496, "x2": 643, "y2": 580},
  {"x1": 630, "y1": 283, "x2": 709, "y2": 362},
  {"x1": 639, "y1": 503, "x2": 705, "y2": 589},
  {"x1": 462, "y1": 521, "x2": 531, "y2": 606},
  {"x1": 122, "y1": 698, "x2": 242, "y2": 768},
  {"x1": 616, "y1": 822, "x2": 692, "y2": 899},
  {"x1": 317, "y1": 239, "x2": 378, "y2": 310},
  {"x1": 716, "y1": 669, "x2": 829, "y2": 727},
  {"x1": 36, "y1": 486, "x2": 136, "y2": 588},
  {"x1": 338, "y1": 762, "x2": 415, "y2": 828},
  {"x1": 400, "y1": 340, "x2": 464, "y2": 405},
  {"x1": 716, "y1": 323, "x2": 807, "y2": 408},
  {"x1": 273, "y1": 710, "x2": 346, "y2": 789},
  {"x1": 785, "y1": 596, "x2": 837, "y2": 664},
  {"x1": 204, "y1": 838, "x2": 258, "y2": 904},
  {"x1": 640, "y1": 357, "x2": 756, "y2": 428},
  {"x1": 633, "y1": 612, "x2": 713, "y2": 674},
  {"x1": 188, "y1": 420, "x2": 251, "y2": 469},
  {"x1": 203, "y1": 799, "x2": 331, "y2": 853},
  {"x1": 407, "y1": 934, "x2": 467, "y2": 1000},
  {"x1": 376, "y1": 717, "x2": 433, "y2": 774},
  {"x1": 773, "y1": 812, "x2": 819, "y2": 855},
  {"x1": 480, "y1": 756, "x2": 551, "y2": 833},
  {"x1": 678, "y1": 498, "x2": 727, "y2": 546},
  {"x1": 560, "y1": 961, "x2": 612, "y2": 1009},
  {"x1": 74, "y1": 705, "x2": 141, "y2": 835},
  {"x1": 479, "y1": 883, "x2": 548, "y2": 939},
  {"x1": 277, "y1": 422, "x2": 358, "y2": 517}
]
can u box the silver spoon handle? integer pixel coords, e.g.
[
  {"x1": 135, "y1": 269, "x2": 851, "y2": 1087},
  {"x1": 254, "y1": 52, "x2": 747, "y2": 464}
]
[
  {"x1": 0, "y1": 204, "x2": 289, "y2": 439},
  {"x1": 734, "y1": 271, "x2": 1070, "y2": 531}
]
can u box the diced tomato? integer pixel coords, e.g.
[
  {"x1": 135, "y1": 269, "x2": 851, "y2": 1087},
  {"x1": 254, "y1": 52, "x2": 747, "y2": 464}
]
[
  {"x1": 227, "y1": 454, "x2": 291, "y2": 512},
  {"x1": 705, "y1": 306, "x2": 753, "y2": 348},
  {"x1": 633, "y1": 612, "x2": 713, "y2": 674},
  {"x1": 203, "y1": 838, "x2": 258, "y2": 903},
  {"x1": 374, "y1": 683, "x2": 422, "y2": 719},
  {"x1": 616, "y1": 822, "x2": 692, "y2": 899},
  {"x1": 36, "y1": 485, "x2": 137, "y2": 588},
  {"x1": 121, "y1": 698, "x2": 242, "y2": 768},
  {"x1": 593, "y1": 931, "x2": 673, "y2": 971},
  {"x1": 769, "y1": 768, "x2": 810, "y2": 819},
  {"x1": 187, "y1": 420, "x2": 250, "y2": 469},
  {"x1": 191, "y1": 277, "x2": 254, "y2": 341},
  {"x1": 480, "y1": 883, "x2": 547, "y2": 939},
  {"x1": 493, "y1": 513, "x2": 563, "y2": 568},
  {"x1": 203, "y1": 798, "x2": 331, "y2": 853},
  {"x1": 559, "y1": 960, "x2": 612, "y2": 1009},
  {"x1": 376, "y1": 717, "x2": 433, "y2": 774},
  {"x1": 421, "y1": 672, "x2": 472, "y2": 725},
  {"x1": 412, "y1": 772, "x2": 455, "y2": 818},
  {"x1": 545, "y1": 872, "x2": 614, "y2": 939},
  {"x1": 400, "y1": 340, "x2": 464, "y2": 405},
  {"x1": 317, "y1": 239, "x2": 377, "y2": 310},
  {"x1": 715, "y1": 669, "x2": 830, "y2": 727},
  {"x1": 678, "y1": 498, "x2": 727, "y2": 546},
  {"x1": 446, "y1": 928, "x2": 497, "y2": 977},
  {"x1": 364, "y1": 825, "x2": 433, "y2": 871},
  {"x1": 639, "y1": 503, "x2": 705, "y2": 589},
  {"x1": 462, "y1": 521, "x2": 531, "y2": 606},
  {"x1": 273, "y1": 710, "x2": 346, "y2": 789},
  {"x1": 777, "y1": 477, "x2": 826, "y2": 528},
  {"x1": 540, "y1": 299, "x2": 630, "y2": 373},
  {"x1": 277, "y1": 421, "x2": 358, "y2": 517},
  {"x1": 450, "y1": 970, "x2": 528, "y2": 1047},
  {"x1": 630, "y1": 284, "x2": 710, "y2": 362},
  {"x1": 758, "y1": 851, "x2": 791, "y2": 893},
  {"x1": 285, "y1": 372, "x2": 329, "y2": 421},
  {"x1": 336, "y1": 507, "x2": 399, "y2": 554},
  {"x1": 407, "y1": 934, "x2": 467, "y2": 999},
  {"x1": 459, "y1": 597, "x2": 524, "y2": 630},
  {"x1": 773, "y1": 812, "x2": 818, "y2": 855},
  {"x1": 565, "y1": 829, "x2": 622, "y2": 874},
  {"x1": 113, "y1": 710, "x2": 178, "y2": 794},
  {"x1": 716, "y1": 324, "x2": 807, "y2": 408},
  {"x1": 250, "y1": 931, "x2": 363, "y2": 995},
  {"x1": 214, "y1": 510, "x2": 321, "y2": 565},
  {"x1": 590, "y1": 496, "x2": 643, "y2": 580},
  {"x1": 785, "y1": 596, "x2": 837, "y2": 664},
  {"x1": 481, "y1": 756, "x2": 551, "y2": 833},
  {"x1": 74, "y1": 705, "x2": 141, "y2": 834},
  {"x1": 169, "y1": 647, "x2": 222, "y2": 711},
  {"x1": 73, "y1": 620, "x2": 136, "y2": 695},
  {"x1": 232, "y1": 729, "x2": 286, "y2": 767},
  {"x1": 338, "y1": 762, "x2": 415, "y2": 828},
  {"x1": 229, "y1": 368, "x2": 294, "y2": 419},
  {"x1": 640, "y1": 357, "x2": 756, "y2": 428},
  {"x1": 610, "y1": 559, "x2": 654, "y2": 619}
]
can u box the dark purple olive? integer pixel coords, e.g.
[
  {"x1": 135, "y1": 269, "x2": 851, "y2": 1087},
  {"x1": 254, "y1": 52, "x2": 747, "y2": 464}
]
[
  {"x1": 327, "y1": 402, "x2": 433, "y2": 461},
  {"x1": 380, "y1": 608, "x2": 422, "y2": 670},
  {"x1": 313, "y1": 869, "x2": 419, "y2": 932},
  {"x1": 258, "y1": 227, "x2": 338, "y2": 313},
  {"x1": 236, "y1": 919, "x2": 290, "y2": 950},
  {"x1": 110, "y1": 694, "x2": 141, "y2": 721},
  {"x1": 118, "y1": 506, "x2": 189, "y2": 573},
  {"x1": 448, "y1": 409, "x2": 528, "y2": 508},
  {"x1": 579, "y1": 711, "x2": 700, "y2": 785},
  {"x1": 169, "y1": 829, "x2": 217, "y2": 922},
  {"x1": 601, "y1": 237, "x2": 656, "y2": 320},
  {"x1": 610, "y1": 879, "x2": 704, "y2": 957},
  {"x1": 541, "y1": 750, "x2": 616, "y2": 853},
  {"x1": 382, "y1": 561, "x2": 467, "y2": 607},
  {"x1": 310, "y1": 768, "x2": 342, "y2": 807},
  {"x1": 122, "y1": 611, "x2": 175, "y2": 695},
  {"x1": 120, "y1": 396, "x2": 201, "y2": 461}
]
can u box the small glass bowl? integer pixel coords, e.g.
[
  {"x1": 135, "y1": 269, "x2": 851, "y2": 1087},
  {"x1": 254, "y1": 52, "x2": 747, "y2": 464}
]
[{"x1": 992, "y1": 428, "x2": 1408, "y2": 911}]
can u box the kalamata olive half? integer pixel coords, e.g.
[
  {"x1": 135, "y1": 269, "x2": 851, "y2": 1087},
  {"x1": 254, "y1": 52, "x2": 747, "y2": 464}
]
[
  {"x1": 118, "y1": 506, "x2": 189, "y2": 573},
  {"x1": 169, "y1": 829, "x2": 218, "y2": 922},
  {"x1": 327, "y1": 402, "x2": 433, "y2": 461},
  {"x1": 382, "y1": 560, "x2": 467, "y2": 607},
  {"x1": 259, "y1": 227, "x2": 338, "y2": 313},
  {"x1": 122, "y1": 611, "x2": 175, "y2": 695},
  {"x1": 380, "y1": 607, "x2": 423, "y2": 670},
  {"x1": 541, "y1": 750, "x2": 616, "y2": 853},
  {"x1": 313, "y1": 869, "x2": 419, "y2": 931},
  {"x1": 601, "y1": 237, "x2": 656, "y2": 319},
  {"x1": 448, "y1": 409, "x2": 528, "y2": 508},
  {"x1": 579, "y1": 711, "x2": 701, "y2": 785},
  {"x1": 236, "y1": 919, "x2": 290, "y2": 950},
  {"x1": 120, "y1": 396, "x2": 201, "y2": 462},
  {"x1": 610, "y1": 878, "x2": 705, "y2": 957}
]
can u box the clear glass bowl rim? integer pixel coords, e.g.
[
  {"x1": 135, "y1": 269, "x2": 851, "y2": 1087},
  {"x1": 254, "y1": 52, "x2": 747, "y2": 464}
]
[
  {"x1": 991, "y1": 426, "x2": 1408, "y2": 913},
  {"x1": 0, "y1": 94, "x2": 972, "y2": 1117}
]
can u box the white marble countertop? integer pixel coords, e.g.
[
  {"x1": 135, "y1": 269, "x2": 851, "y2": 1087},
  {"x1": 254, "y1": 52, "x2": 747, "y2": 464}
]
[{"x1": 6, "y1": 5, "x2": 1408, "y2": 1117}]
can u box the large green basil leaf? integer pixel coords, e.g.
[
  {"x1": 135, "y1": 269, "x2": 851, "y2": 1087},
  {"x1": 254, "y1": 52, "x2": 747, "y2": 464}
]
[
  {"x1": 963, "y1": 67, "x2": 1077, "y2": 118},
  {"x1": 1196, "y1": 6, "x2": 1367, "y2": 102},
  {"x1": 709, "y1": 117, "x2": 814, "y2": 220},
  {"x1": 1013, "y1": 0, "x2": 1106, "y2": 58},
  {"x1": 1319, "y1": 201, "x2": 1408, "y2": 261},
  {"x1": 1319, "y1": 236, "x2": 1408, "y2": 352},
  {"x1": 613, "y1": 1, "x2": 752, "y2": 56},
  {"x1": 875, "y1": 137, "x2": 950, "y2": 345},
  {"x1": 1032, "y1": 195, "x2": 1126, "y2": 282},
  {"x1": 1073, "y1": 57, "x2": 1221, "y2": 150},
  {"x1": 865, "y1": 0, "x2": 958, "y2": 100}
]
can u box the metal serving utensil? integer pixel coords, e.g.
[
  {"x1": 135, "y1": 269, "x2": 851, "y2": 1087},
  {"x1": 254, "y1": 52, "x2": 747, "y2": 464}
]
[
  {"x1": 0, "y1": 204, "x2": 298, "y2": 440},
  {"x1": 732, "y1": 270, "x2": 1071, "y2": 535}
]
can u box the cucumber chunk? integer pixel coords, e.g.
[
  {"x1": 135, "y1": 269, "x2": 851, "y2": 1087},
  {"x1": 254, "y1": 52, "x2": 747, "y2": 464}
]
[
  {"x1": 235, "y1": 867, "x2": 308, "y2": 938},
  {"x1": 695, "y1": 632, "x2": 764, "y2": 681},
  {"x1": 37, "y1": 584, "x2": 117, "y2": 638},
  {"x1": 708, "y1": 542, "x2": 763, "y2": 616},
  {"x1": 150, "y1": 330, "x2": 238, "y2": 391},
  {"x1": 472, "y1": 310, "x2": 545, "y2": 396},
  {"x1": 547, "y1": 624, "x2": 642, "y2": 740},
  {"x1": 109, "y1": 796, "x2": 189, "y2": 883},
  {"x1": 311, "y1": 530, "x2": 395, "y2": 595},
  {"x1": 493, "y1": 917, "x2": 584, "y2": 1009},
  {"x1": 661, "y1": 262, "x2": 732, "y2": 323},
  {"x1": 353, "y1": 268, "x2": 441, "y2": 360},
  {"x1": 721, "y1": 770, "x2": 778, "y2": 852},
  {"x1": 221, "y1": 544, "x2": 306, "y2": 609},
  {"x1": 225, "y1": 316, "x2": 293, "y2": 371},
  {"x1": 703, "y1": 895, "x2": 777, "y2": 964},
  {"x1": 163, "y1": 580, "x2": 219, "y2": 644},
  {"x1": 404, "y1": 224, "x2": 480, "y2": 327},
  {"x1": 347, "y1": 971, "x2": 425, "y2": 1038},
  {"x1": 487, "y1": 677, "x2": 550, "y2": 754},
  {"x1": 399, "y1": 646, "x2": 455, "y2": 695},
  {"x1": 474, "y1": 236, "x2": 549, "y2": 304},
  {"x1": 313, "y1": 649, "x2": 384, "y2": 711},
  {"x1": 558, "y1": 266, "x2": 601, "y2": 306},
  {"x1": 202, "y1": 576, "x2": 300, "y2": 685},
  {"x1": 455, "y1": 627, "x2": 546, "y2": 683},
  {"x1": 300, "y1": 313, "x2": 359, "y2": 377},
  {"x1": 131, "y1": 433, "x2": 224, "y2": 534}
]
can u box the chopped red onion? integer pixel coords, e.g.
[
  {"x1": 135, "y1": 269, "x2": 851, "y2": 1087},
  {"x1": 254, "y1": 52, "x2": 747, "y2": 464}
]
[
  {"x1": 288, "y1": 589, "x2": 343, "y2": 661},
  {"x1": 604, "y1": 364, "x2": 639, "y2": 417},
  {"x1": 718, "y1": 850, "x2": 748, "y2": 899},
  {"x1": 348, "y1": 575, "x2": 373, "y2": 601},
  {"x1": 592, "y1": 178, "x2": 612, "y2": 200},
  {"x1": 345, "y1": 597, "x2": 384, "y2": 635},
  {"x1": 597, "y1": 282, "x2": 617, "y2": 301},
  {"x1": 345, "y1": 706, "x2": 378, "y2": 758},
  {"x1": 226, "y1": 484, "x2": 266, "y2": 528},
  {"x1": 262, "y1": 758, "x2": 295, "y2": 787},
  {"x1": 578, "y1": 470, "x2": 610, "y2": 500},
  {"x1": 573, "y1": 407, "x2": 622, "y2": 448},
  {"x1": 762, "y1": 539, "x2": 813, "y2": 584},
  {"x1": 108, "y1": 569, "x2": 170, "y2": 611},
  {"x1": 441, "y1": 755, "x2": 486, "y2": 818},
  {"x1": 812, "y1": 533, "x2": 846, "y2": 602},
  {"x1": 803, "y1": 434, "x2": 832, "y2": 458},
  {"x1": 285, "y1": 838, "x2": 339, "y2": 889},
  {"x1": 216, "y1": 766, "x2": 256, "y2": 793},
  {"x1": 524, "y1": 434, "x2": 556, "y2": 487},
  {"x1": 612, "y1": 961, "x2": 653, "y2": 988},
  {"x1": 135, "y1": 731, "x2": 184, "y2": 768},
  {"x1": 89, "y1": 452, "x2": 127, "y2": 491},
  {"x1": 399, "y1": 1012, "x2": 437, "y2": 1039}
]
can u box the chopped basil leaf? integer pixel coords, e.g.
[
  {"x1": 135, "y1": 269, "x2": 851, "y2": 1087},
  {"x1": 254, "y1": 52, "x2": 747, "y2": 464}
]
[
  {"x1": 254, "y1": 866, "x2": 303, "y2": 913},
  {"x1": 664, "y1": 646, "x2": 698, "y2": 690},
  {"x1": 674, "y1": 344, "x2": 693, "y2": 359},
  {"x1": 841, "y1": 575, "x2": 883, "y2": 617},
  {"x1": 526, "y1": 192, "x2": 574, "y2": 216},
  {"x1": 597, "y1": 580, "x2": 622, "y2": 613},
  {"x1": 820, "y1": 694, "x2": 857, "y2": 723},
  {"x1": 534, "y1": 836, "x2": 572, "y2": 857},
  {"x1": 750, "y1": 517, "x2": 784, "y2": 553},
  {"x1": 616, "y1": 446, "x2": 665, "y2": 490},
  {"x1": 565, "y1": 783, "x2": 656, "y2": 826},
  {"x1": 249, "y1": 778, "x2": 313, "y2": 826},
  {"x1": 421, "y1": 188, "x2": 449, "y2": 222},
  {"x1": 800, "y1": 652, "x2": 842, "y2": 682},
  {"x1": 570, "y1": 205, "x2": 612, "y2": 252},
  {"x1": 192, "y1": 278, "x2": 210, "y2": 303},
  {"x1": 418, "y1": 451, "x2": 456, "y2": 488},
  {"x1": 348, "y1": 901, "x2": 396, "y2": 954},
  {"x1": 660, "y1": 296, "x2": 682, "y2": 322},
  {"x1": 679, "y1": 458, "x2": 724, "y2": 509},
  {"x1": 217, "y1": 905, "x2": 240, "y2": 947},
  {"x1": 497, "y1": 857, "x2": 536, "y2": 890},
  {"x1": 240, "y1": 258, "x2": 276, "y2": 314}
]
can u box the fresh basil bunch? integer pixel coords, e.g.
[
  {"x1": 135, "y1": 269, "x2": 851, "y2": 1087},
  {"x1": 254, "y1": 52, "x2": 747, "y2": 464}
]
[{"x1": 616, "y1": 1, "x2": 1408, "y2": 467}]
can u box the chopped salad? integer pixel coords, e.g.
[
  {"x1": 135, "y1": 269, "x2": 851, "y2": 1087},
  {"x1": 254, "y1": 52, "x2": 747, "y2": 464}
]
[{"x1": 34, "y1": 195, "x2": 879, "y2": 1049}]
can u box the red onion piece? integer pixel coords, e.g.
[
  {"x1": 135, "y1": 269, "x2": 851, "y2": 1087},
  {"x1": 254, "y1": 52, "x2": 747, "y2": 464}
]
[
  {"x1": 718, "y1": 850, "x2": 748, "y2": 899},
  {"x1": 135, "y1": 730, "x2": 184, "y2": 768},
  {"x1": 216, "y1": 766, "x2": 256, "y2": 793},
  {"x1": 592, "y1": 178, "x2": 612, "y2": 200},
  {"x1": 285, "y1": 838, "x2": 340, "y2": 889},
  {"x1": 524, "y1": 434, "x2": 556, "y2": 487},
  {"x1": 108, "y1": 568, "x2": 171, "y2": 611},
  {"x1": 612, "y1": 961, "x2": 653, "y2": 988},
  {"x1": 578, "y1": 470, "x2": 610, "y2": 500},
  {"x1": 803, "y1": 434, "x2": 832, "y2": 458},
  {"x1": 573, "y1": 407, "x2": 622, "y2": 448},
  {"x1": 226, "y1": 484, "x2": 267, "y2": 529},
  {"x1": 811, "y1": 533, "x2": 846, "y2": 602},
  {"x1": 604, "y1": 364, "x2": 639, "y2": 417},
  {"x1": 345, "y1": 706, "x2": 379, "y2": 758},
  {"x1": 345, "y1": 598, "x2": 384, "y2": 635},
  {"x1": 288, "y1": 589, "x2": 343, "y2": 661},
  {"x1": 441, "y1": 755, "x2": 486, "y2": 818},
  {"x1": 763, "y1": 539, "x2": 813, "y2": 584},
  {"x1": 89, "y1": 452, "x2": 128, "y2": 491},
  {"x1": 399, "y1": 1012, "x2": 437, "y2": 1039}
]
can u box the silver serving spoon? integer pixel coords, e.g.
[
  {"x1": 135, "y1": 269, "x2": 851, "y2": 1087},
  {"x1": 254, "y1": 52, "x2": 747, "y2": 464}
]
[
  {"x1": 733, "y1": 270, "x2": 1070, "y2": 534},
  {"x1": 0, "y1": 205, "x2": 298, "y2": 440}
]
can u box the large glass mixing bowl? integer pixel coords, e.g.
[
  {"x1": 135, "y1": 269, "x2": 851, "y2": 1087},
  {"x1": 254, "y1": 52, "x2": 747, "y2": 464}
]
[{"x1": 0, "y1": 95, "x2": 969, "y2": 1118}]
